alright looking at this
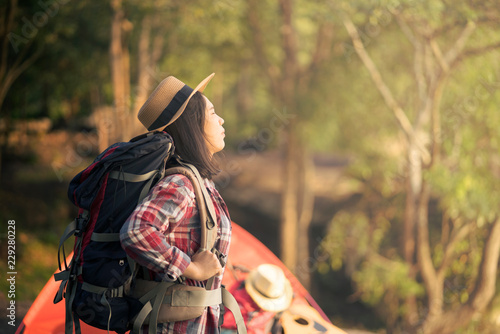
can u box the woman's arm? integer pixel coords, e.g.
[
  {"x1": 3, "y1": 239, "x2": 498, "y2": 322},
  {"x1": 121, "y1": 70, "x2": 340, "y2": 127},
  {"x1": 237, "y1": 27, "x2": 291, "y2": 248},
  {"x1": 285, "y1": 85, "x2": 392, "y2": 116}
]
[{"x1": 120, "y1": 174, "x2": 196, "y2": 281}]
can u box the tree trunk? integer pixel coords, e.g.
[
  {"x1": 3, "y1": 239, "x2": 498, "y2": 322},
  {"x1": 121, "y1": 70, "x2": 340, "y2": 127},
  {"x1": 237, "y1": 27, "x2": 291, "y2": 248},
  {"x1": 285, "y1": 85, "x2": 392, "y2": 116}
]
[
  {"x1": 236, "y1": 61, "x2": 252, "y2": 120},
  {"x1": 122, "y1": 26, "x2": 131, "y2": 139},
  {"x1": 278, "y1": 0, "x2": 301, "y2": 273},
  {"x1": 110, "y1": 0, "x2": 128, "y2": 143},
  {"x1": 133, "y1": 15, "x2": 153, "y2": 136},
  {"x1": 280, "y1": 121, "x2": 299, "y2": 271},
  {"x1": 296, "y1": 148, "x2": 315, "y2": 289},
  {"x1": 94, "y1": 106, "x2": 113, "y2": 153},
  {"x1": 247, "y1": 0, "x2": 330, "y2": 277},
  {"x1": 421, "y1": 218, "x2": 500, "y2": 334},
  {"x1": 132, "y1": 15, "x2": 166, "y2": 137},
  {"x1": 402, "y1": 140, "x2": 420, "y2": 327}
]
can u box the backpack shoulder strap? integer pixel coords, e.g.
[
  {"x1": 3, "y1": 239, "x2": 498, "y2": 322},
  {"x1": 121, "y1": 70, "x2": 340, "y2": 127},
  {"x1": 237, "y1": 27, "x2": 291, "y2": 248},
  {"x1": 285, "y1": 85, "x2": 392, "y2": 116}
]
[
  {"x1": 162, "y1": 164, "x2": 218, "y2": 253},
  {"x1": 177, "y1": 161, "x2": 217, "y2": 235}
]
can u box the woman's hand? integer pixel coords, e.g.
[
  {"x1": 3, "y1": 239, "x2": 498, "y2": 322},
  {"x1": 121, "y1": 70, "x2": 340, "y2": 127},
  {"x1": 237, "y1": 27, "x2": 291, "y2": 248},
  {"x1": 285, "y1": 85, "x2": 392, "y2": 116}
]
[{"x1": 183, "y1": 250, "x2": 222, "y2": 281}]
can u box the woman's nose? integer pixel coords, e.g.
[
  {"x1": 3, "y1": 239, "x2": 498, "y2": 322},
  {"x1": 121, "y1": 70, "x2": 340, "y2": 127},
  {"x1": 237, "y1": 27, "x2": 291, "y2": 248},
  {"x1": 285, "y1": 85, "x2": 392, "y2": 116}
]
[{"x1": 219, "y1": 116, "x2": 224, "y2": 125}]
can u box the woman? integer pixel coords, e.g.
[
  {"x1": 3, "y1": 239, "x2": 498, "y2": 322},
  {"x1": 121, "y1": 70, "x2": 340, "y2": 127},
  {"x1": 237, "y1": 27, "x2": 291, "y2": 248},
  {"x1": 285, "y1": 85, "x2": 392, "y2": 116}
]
[{"x1": 120, "y1": 73, "x2": 231, "y2": 333}]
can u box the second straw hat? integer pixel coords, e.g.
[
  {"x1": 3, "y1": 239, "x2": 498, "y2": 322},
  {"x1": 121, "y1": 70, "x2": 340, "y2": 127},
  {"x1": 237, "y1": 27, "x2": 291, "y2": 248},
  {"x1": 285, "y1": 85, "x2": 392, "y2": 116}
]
[
  {"x1": 138, "y1": 73, "x2": 215, "y2": 131},
  {"x1": 245, "y1": 264, "x2": 293, "y2": 312}
]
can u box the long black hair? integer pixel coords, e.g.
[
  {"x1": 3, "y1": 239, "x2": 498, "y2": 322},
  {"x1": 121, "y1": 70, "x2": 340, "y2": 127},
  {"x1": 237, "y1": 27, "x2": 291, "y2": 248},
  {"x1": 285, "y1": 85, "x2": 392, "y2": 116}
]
[{"x1": 164, "y1": 91, "x2": 220, "y2": 179}]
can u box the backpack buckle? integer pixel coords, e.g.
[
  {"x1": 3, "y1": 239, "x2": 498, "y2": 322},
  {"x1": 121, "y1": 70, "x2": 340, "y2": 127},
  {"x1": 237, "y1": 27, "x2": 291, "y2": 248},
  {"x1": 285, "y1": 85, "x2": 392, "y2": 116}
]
[
  {"x1": 219, "y1": 254, "x2": 227, "y2": 267},
  {"x1": 213, "y1": 249, "x2": 227, "y2": 268},
  {"x1": 74, "y1": 212, "x2": 89, "y2": 237},
  {"x1": 105, "y1": 286, "x2": 124, "y2": 298}
]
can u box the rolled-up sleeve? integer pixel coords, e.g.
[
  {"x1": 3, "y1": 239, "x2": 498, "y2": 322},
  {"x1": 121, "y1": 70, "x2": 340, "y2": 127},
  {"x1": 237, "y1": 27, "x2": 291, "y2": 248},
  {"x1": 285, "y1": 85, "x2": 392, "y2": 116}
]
[{"x1": 120, "y1": 174, "x2": 196, "y2": 281}]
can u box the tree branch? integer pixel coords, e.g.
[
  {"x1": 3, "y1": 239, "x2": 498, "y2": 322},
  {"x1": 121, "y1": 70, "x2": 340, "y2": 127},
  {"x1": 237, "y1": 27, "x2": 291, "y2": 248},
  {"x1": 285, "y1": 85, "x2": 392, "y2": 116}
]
[
  {"x1": 429, "y1": 38, "x2": 449, "y2": 73},
  {"x1": 416, "y1": 184, "x2": 442, "y2": 317},
  {"x1": 341, "y1": 12, "x2": 431, "y2": 163},
  {"x1": 470, "y1": 217, "x2": 500, "y2": 310},
  {"x1": 461, "y1": 41, "x2": 500, "y2": 58},
  {"x1": 278, "y1": 0, "x2": 298, "y2": 72},
  {"x1": 444, "y1": 21, "x2": 476, "y2": 66},
  {"x1": 247, "y1": 0, "x2": 281, "y2": 99},
  {"x1": 278, "y1": 0, "x2": 298, "y2": 102},
  {"x1": 413, "y1": 38, "x2": 427, "y2": 122},
  {"x1": 423, "y1": 218, "x2": 500, "y2": 333},
  {"x1": 150, "y1": 26, "x2": 165, "y2": 66},
  {"x1": 301, "y1": 22, "x2": 334, "y2": 89},
  {"x1": 309, "y1": 23, "x2": 334, "y2": 71},
  {"x1": 0, "y1": 46, "x2": 41, "y2": 112},
  {"x1": 341, "y1": 14, "x2": 412, "y2": 139},
  {"x1": 394, "y1": 13, "x2": 416, "y2": 47},
  {"x1": 437, "y1": 222, "x2": 474, "y2": 278},
  {"x1": 1, "y1": 0, "x2": 18, "y2": 84}
]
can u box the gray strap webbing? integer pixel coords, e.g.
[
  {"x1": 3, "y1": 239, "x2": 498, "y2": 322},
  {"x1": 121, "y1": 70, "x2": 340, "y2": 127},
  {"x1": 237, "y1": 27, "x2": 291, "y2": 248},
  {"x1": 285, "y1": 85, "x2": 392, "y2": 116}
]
[
  {"x1": 109, "y1": 169, "x2": 159, "y2": 205},
  {"x1": 54, "y1": 279, "x2": 67, "y2": 304},
  {"x1": 134, "y1": 281, "x2": 223, "y2": 307},
  {"x1": 179, "y1": 162, "x2": 218, "y2": 229},
  {"x1": 132, "y1": 301, "x2": 153, "y2": 334},
  {"x1": 138, "y1": 172, "x2": 159, "y2": 205},
  {"x1": 163, "y1": 166, "x2": 214, "y2": 252},
  {"x1": 137, "y1": 282, "x2": 176, "y2": 304},
  {"x1": 54, "y1": 265, "x2": 82, "y2": 296},
  {"x1": 81, "y1": 282, "x2": 125, "y2": 298},
  {"x1": 57, "y1": 219, "x2": 76, "y2": 270},
  {"x1": 178, "y1": 163, "x2": 219, "y2": 291},
  {"x1": 91, "y1": 232, "x2": 120, "y2": 242},
  {"x1": 163, "y1": 165, "x2": 218, "y2": 290},
  {"x1": 206, "y1": 276, "x2": 215, "y2": 291},
  {"x1": 100, "y1": 294, "x2": 112, "y2": 334},
  {"x1": 166, "y1": 287, "x2": 222, "y2": 307},
  {"x1": 149, "y1": 283, "x2": 170, "y2": 334},
  {"x1": 131, "y1": 281, "x2": 176, "y2": 333},
  {"x1": 64, "y1": 235, "x2": 84, "y2": 334},
  {"x1": 54, "y1": 266, "x2": 82, "y2": 283},
  {"x1": 54, "y1": 270, "x2": 70, "y2": 283},
  {"x1": 178, "y1": 163, "x2": 218, "y2": 268},
  {"x1": 109, "y1": 170, "x2": 158, "y2": 183},
  {"x1": 59, "y1": 219, "x2": 76, "y2": 247},
  {"x1": 65, "y1": 279, "x2": 79, "y2": 334},
  {"x1": 222, "y1": 287, "x2": 247, "y2": 334}
]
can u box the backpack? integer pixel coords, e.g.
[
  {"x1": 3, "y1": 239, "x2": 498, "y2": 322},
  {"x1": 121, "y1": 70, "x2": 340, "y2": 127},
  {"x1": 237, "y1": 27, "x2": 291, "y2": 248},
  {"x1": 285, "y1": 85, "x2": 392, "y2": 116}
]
[{"x1": 53, "y1": 131, "x2": 246, "y2": 334}]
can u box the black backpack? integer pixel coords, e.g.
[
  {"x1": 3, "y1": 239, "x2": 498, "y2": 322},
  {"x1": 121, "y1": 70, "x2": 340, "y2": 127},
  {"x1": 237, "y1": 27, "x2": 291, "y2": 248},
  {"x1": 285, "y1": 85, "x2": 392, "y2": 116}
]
[{"x1": 53, "y1": 131, "x2": 246, "y2": 334}]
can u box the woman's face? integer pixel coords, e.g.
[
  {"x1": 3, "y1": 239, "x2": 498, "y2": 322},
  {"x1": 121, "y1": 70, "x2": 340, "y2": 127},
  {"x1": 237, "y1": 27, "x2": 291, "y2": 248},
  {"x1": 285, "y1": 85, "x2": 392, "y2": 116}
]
[{"x1": 203, "y1": 95, "x2": 225, "y2": 155}]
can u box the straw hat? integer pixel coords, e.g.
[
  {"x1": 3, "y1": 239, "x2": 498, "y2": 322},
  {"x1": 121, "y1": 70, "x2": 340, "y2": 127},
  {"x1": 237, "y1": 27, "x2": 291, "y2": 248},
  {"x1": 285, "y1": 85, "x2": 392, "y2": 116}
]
[
  {"x1": 245, "y1": 264, "x2": 293, "y2": 312},
  {"x1": 138, "y1": 73, "x2": 215, "y2": 131}
]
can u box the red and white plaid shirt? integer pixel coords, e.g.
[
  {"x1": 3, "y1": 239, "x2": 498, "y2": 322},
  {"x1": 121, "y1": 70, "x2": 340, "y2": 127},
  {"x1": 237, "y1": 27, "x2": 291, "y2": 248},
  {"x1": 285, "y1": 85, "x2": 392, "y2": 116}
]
[{"x1": 120, "y1": 174, "x2": 232, "y2": 334}]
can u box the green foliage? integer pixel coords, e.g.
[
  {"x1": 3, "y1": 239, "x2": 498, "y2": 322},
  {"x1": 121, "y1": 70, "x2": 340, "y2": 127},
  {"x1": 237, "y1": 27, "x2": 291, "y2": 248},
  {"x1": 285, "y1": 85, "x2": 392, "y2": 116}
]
[
  {"x1": 317, "y1": 1, "x2": 500, "y2": 331},
  {"x1": 5, "y1": 1, "x2": 112, "y2": 121},
  {"x1": 322, "y1": 211, "x2": 370, "y2": 271},
  {"x1": 428, "y1": 51, "x2": 500, "y2": 222},
  {"x1": 353, "y1": 257, "x2": 424, "y2": 306},
  {"x1": 427, "y1": 161, "x2": 500, "y2": 222},
  {"x1": 321, "y1": 208, "x2": 422, "y2": 317}
]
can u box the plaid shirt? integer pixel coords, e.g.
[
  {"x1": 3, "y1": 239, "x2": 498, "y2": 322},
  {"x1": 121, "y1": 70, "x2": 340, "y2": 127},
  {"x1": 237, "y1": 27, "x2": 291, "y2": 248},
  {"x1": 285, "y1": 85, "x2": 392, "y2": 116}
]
[{"x1": 120, "y1": 174, "x2": 232, "y2": 334}]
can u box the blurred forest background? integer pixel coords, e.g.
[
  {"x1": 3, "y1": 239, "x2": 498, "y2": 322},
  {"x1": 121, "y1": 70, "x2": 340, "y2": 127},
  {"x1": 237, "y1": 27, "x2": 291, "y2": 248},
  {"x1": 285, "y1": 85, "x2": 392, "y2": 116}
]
[{"x1": 1, "y1": 0, "x2": 500, "y2": 333}]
